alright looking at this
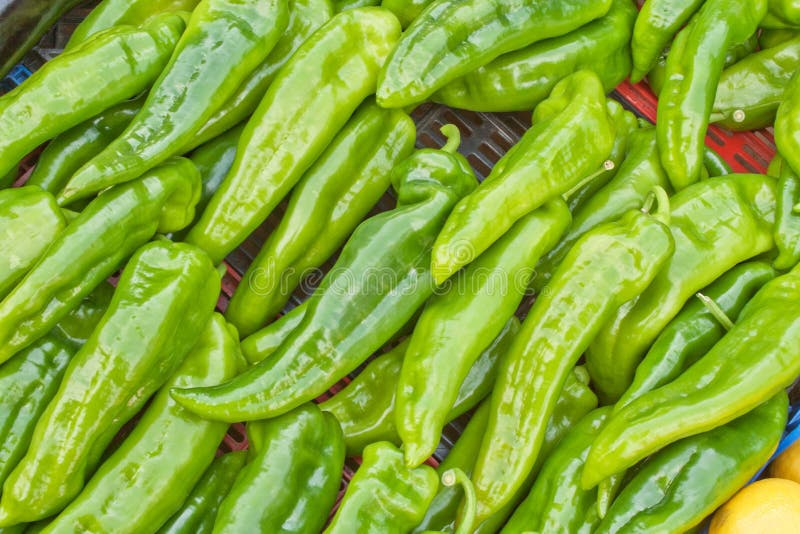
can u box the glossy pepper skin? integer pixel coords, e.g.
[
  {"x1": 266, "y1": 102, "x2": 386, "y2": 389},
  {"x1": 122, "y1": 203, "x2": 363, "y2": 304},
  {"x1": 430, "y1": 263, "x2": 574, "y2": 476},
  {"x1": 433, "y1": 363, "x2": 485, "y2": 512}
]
[
  {"x1": 596, "y1": 393, "x2": 788, "y2": 534},
  {"x1": 767, "y1": 0, "x2": 800, "y2": 27},
  {"x1": 376, "y1": 0, "x2": 612, "y2": 107},
  {"x1": 776, "y1": 73, "x2": 800, "y2": 177},
  {"x1": 185, "y1": 8, "x2": 401, "y2": 264},
  {"x1": 159, "y1": 451, "x2": 247, "y2": 534},
  {"x1": 0, "y1": 157, "x2": 201, "y2": 365},
  {"x1": 172, "y1": 128, "x2": 476, "y2": 422},
  {"x1": 431, "y1": 70, "x2": 615, "y2": 284},
  {"x1": 0, "y1": 283, "x2": 112, "y2": 491},
  {"x1": 586, "y1": 174, "x2": 777, "y2": 403},
  {"x1": 213, "y1": 405, "x2": 344, "y2": 534},
  {"x1": 325, "y1": 442, "x2": 438, "y2": 534},
  {"x1": 618, "y1": 261, "x2": 776, "y2": 409},
  {"x1": 503, "y1": 408, "x2": 612, "y2": 534},
  {"x1": 703, "y1": 146, "x2": 733, "y2": 177},
  {"x1": 760, "y1": 28, "x2": 800, "y2": 49},
  {"x1": 0, "y1": 14, "x2": 185, "y2": 180},
  {"x1": 240, "y1": 303, "x2": 307, "y2": 364},
  {"x1": 381, "y1": 0, "x2": 431, "y2": 28},
  {"x1": 226, "y1": 100, "x2": 416, "y2": 336},
  {"x1": 583, "y1": 263, "x2": 800, "y2": 488},
  {"x1": 433, "y1": 0, "x2": 636, "y2": 113},
  {"x1": 0, "y1": 240, "x2": 219, "y2": 525},
  {"x1": 59, "y1": 0, "x2": 289, "y2": 205},
  {"x1": 471, "y1": 202, "x2": 675, "y2": 524},
  {"x1": 44, "y1": 313, "x2": 241, "y2": 534},
  {"x1": 774, "y1": 158, "x2": 800, "y2": 270},
  {"x1": 0, "y1": 187, "x2": 66, "y2": 298},
  {"x1": 657, "y1": 0, "x2": 767, "y2": 190},
  {"x1": 397, "y1": 200, "x2": 570, "y2": 467}
]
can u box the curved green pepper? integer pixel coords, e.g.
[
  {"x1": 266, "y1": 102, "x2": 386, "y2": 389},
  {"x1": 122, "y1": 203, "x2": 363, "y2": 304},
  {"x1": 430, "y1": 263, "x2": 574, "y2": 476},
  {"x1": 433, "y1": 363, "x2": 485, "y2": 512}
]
[
  {"x1": 185, "y1": 8, "x2": 400, "y2": 264},
  {"x1": 380, "y1": 0, "x2": 431, "y2": 28},
  {"x1": 398, "y1": 200, "x2": 570, "y2": 467},
  {"x1": 760, "y1": 28, "x2": 800, "y2": 49},
  {"x1": 767, "y1": 0, "x2": 800, "y2": 27},
  {"x1": 587, "y1": 174, "x2": 777, "y2": 402},
  {"x1": 186, "y1": 125, "x2": 244, "y2": 226},
  {"x1": 43, "y1": 313, "x2": 241, "y2": 534},
  {"x1": 376, "y1": 0, "x2": 612, "y2": 108},
  {"x1": 213, "y1": 404, "x2": 344, "y2": 533},
  {"x1": 431, "y1": 70, "x2": 615, "y2": 284},
  {"x1": 159, "y1": 451, "x2": 248, "y2": 534},
  {"x1": 433, "y1": 0, "x2": 635, "y2": 113},
  {"x1": 0, "y1": 14, "x2": 185, "y2": 180},
  {"x1": 59, "y1": 0, "x2": 289, "y2": 204},
  {"x1": 226, "y1": 100, "x2": 416, "y2": 336},
  {"x1": 240, "y1": 303, "x2": 307, "y2": 364},
  {"x1": 657, "y1": 0, "x2": 767, "y2": 190},
  {"x1": 583, "y1": 262, "x2": 800, "y2": 488},
  {"x1": 0, "y1": 157, "x2": 201, "y2": 365},
  {"x1": 774, "y1": 158, "x2": 800, "y2": 270},
  {"x1": 471, "y1": 199, "x2": 675, "y2": 524},
  {"x1": 703, "y1": 146, "x2": 733, "y2": 177},
  {"x1": 776, "y1": 73, "x2": 800, "y2": 176},
  {"x1": 596, "y1": 393, "x2": 788, "y2": 533},
  {"x1": 325, "y1": 442, "x2": 438, "y2": 534},
  {"x1": 0, "y1": 241, "x2": 219, "y2": 525}
]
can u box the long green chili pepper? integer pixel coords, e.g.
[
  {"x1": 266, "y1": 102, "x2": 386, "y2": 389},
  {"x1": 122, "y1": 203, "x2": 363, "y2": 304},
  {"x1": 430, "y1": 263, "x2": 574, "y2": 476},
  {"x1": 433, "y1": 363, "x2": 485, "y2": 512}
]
[
  {"x1": 381, "y1": 0, "x2": 431, "y2": 28},
  {"x1": 703, "y1": 146, "x2": 733, "y2": 177},
  {"x1": 776, "y1": 73, "x2": 800, "y2": 177},
  {"x1": 766, "y1": 0, "x2": 800, "y2": 27},
  {"x1": 773, "y1": 157, "x2": 800, "y2": 270},
  {"x1": 240, "y1": 303, "x2": 307, "y2": 365},
  {"x1": 760, "y1": 28, "x2": 800, "y2": 49}
]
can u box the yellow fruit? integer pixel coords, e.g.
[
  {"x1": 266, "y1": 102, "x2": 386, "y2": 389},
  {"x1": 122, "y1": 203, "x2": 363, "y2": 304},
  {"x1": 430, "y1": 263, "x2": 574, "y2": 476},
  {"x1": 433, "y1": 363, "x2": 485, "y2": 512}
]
[
  {"x1": 771, "y1": 439, "x2": 800, "y2": 484},
  {"x1": 710, "y1": 478, "x2": 800, "y2": 534}
]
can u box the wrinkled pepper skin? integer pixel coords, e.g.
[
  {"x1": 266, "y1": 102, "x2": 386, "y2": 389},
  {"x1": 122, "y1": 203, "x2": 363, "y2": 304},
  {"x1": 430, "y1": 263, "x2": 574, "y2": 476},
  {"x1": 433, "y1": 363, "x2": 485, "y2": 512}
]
[
  {"x1": 776, "y1": 73, "x2": 800, "y2": 176},
  {"x1": 59, "y1": 0, "x2": 289, "y2": 205},
  {"x1": 381, "y1": 0, "x2": 431, "y2": 28},
  {"x1": 774, "y1": 158, "x2": 800, "y2": 270},
  {"x1": 226, "y1": 101, "x2": 416, "y2": 336},
  {"x1": 186, "y1": 8, "x2": 401, "y2": 264},
  {"x1": 596, "y1": 393, "x2": 788, "y2": 534},
  {"x1": 503, "y1": 408, "x2": 612, "y2": 534},
  {"x1": 0, "y1": 241, "x2": 219, "y2": 525},
  {"x1": 326, "y1": 442, "x2": 438, "y2": 534},
  {"x1": 433, "y1": 0, "x2": 635, "y2": 113},
  {"x1": 657, "y1": 0, "x2": 767, "y2": 190},
  {"x1": 471, "y1": 205, "x2": 675, "y2": 524},
  {"x1": 27, "y1": 97, "x2": 143, "y2": 197},
  {"x1": 583, "y1": 263, "x2": 800, "y2": 488},
  {"x1": 376, "y1": 0, "x2": 612, "y2": 108},
  {"x1": 240, "y1": 303, "x2": 307, "y2": 365},
  {"x1": 0, "y1": 15, "x2": 185, "y2": 180},
  {"x1": 398, "y1": 200, "x2": 570, "y2": 467},
  {"x1": 172, "y1": 130, "x2": 476, "y2": 422},
  {"x1": 712, "y1": 37, "x2": 800, "y2": 131},
  {"x1": 431, "y1": 70, "x2": 614, "y2": 284},
  {"x1": 0, "y1": 283, "x2": 112, "y2": 491},
  {"x1": 586, "y1": 174, "x2": 777, "y2": 403},
  {"x1": 0, "y1": 187, "x2": 66, "y2": 298},
  {"x1": 213, "y1": 405, "x2": 344, "y2": 534},
  {"x1": 0, "y1": 157, "x2": 201, "y2": 365},
  {"x1": 618, "y1": 261, "x2": 776, "y2": 409},
  {"x1": 44, "y1": 313, "x2": 241, "y2": 534},
  {"x1": 159, "y1": 451, "x2": 247, "y2": 534}
]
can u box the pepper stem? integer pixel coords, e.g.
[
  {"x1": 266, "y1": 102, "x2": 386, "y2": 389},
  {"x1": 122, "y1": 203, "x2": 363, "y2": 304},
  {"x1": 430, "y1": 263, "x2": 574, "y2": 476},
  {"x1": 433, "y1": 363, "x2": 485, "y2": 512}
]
[
  {"x1": 439, "y1": 124, "x2": 462, "y2": 154},
  {"x1": 562, "y1": 160, "x2": 616, "y2": 200},
  {"x1": 696, "y1": 292, "x2": 735, "y2": 330},
  {"x1": 443, "y1": 468, "x2": 476, "y2": 534},
  {"x1": 641, "y1": 186, "x2": 671, "y2": 226}
]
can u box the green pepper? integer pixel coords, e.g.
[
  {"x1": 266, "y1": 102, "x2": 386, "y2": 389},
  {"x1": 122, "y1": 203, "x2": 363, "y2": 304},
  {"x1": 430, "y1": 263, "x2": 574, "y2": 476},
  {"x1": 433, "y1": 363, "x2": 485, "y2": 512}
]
[
  {"x1": 213, "y1": 404, "x2": 344, "y2": 533},
  {"x1": 776, "y1": 73, "x2": 800, "y2": 177},
  {"x1": 583, "y1": 261, "x2": 800, "y2": 488},
  {"x1": 618, "y1": 261, "x2": 776, "y2": 409},
  {"x1": 226, "y1": 100, "x2": 416, "y2": 336},
  {"x1": 657, "y1": 0, "x2": 767, "y2": 190},
  {"x1": 43, "y1": 313, "x2": 241, "y2": 534},
  {"x1": 27, "y1": 97, "x2": 143, "y2": 197},
  {"x1": 380, "y1": 0, "x2": 431, "y2": 28},
  {"x1": 0, "y1": 240, "x2": 219, "y2": 525},
  {"x1": 760, "y1": 28, "x2": 800, "y2": 49},
  {"x1": 471, "y1": 194, "x2": 674, "y2": 524},
  {"x1": 333, "y1": 0, "x2": 380, "y2": 12},
  {"x1": 159, "y1": 451, "x2": 248, "y2": 534},
  {"x1": 596, "y1": 393, "x2": 788, "y2": 533},
  {"x1": 433, "y1": 0, "x2": 636, "y2": 113},
  {"x1": 325, "y1": 442, "x2": 438, "y2": 533},
  {"x1": 65, "y1": 0, "x2": 201, "y2": 51},
  {"x1": 376, "y1": 0, "x2": 612, "y2": 108},
  {"x1": 703, "y1": 146, "x2": 733, "y2": 177},
  {"x1": 0, "y1": 14, "x2": 185, "y2": 180},
  {"x1": 0, "y1": 157, "x2": 201, "y2": 365},
  {"x1": 398, "y1": 200, "x2": 570, "y2": 467},
  {"x1": 240, "y1": 302, "x2": 307, "y2": 364},
  {"x1": 59, "y1": 0, "x2": 290, "y2": 205},
  {"x1": 185, "y1": 8, "x2": 401, "y2": 264},
  {"x1": 431, "y1": 70, "x2": 615, "y2": 284},
  {"x1": 186, "y1": 0, "x2": 333, "y2": 152},
  {"x1": 0, "y1": 186, "x2": 66, "y2": 298},
  {"x1": 773, "y1": 157, "x2": 800, "y2": 270},
  {"x1": 172, "y1": 127, "x2": 476, "y2": 422},
  {"x1": 586, "y1": 174, "x2": 777, "y2": 402},
  {"x1": 768, "y1": 0, "x2": 800, "y2": 27},
  {"x1": 0, "y1": 283, "x2": 112, "y2": 492}
]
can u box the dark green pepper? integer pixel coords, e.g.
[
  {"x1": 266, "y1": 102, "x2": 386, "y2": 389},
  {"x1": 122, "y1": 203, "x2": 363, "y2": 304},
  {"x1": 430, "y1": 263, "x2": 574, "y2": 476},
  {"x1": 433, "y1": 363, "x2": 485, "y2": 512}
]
[
  {"x1": 767, "y1": 0, "x2": 800, "y2": 27},
  {"x1": 380, "y1": 0, "x2": 431, "y2": 28},
  {"x1": 239, "y1": 302, "x2": 307, "y2": 365},
  {"x1": 703, "y1": 146, "x2": 733, "y2": 177},
  {"x1": 0, "y1": 240, "x2": 219, "y2": 525},
  {"x1": 774, "y1": 157, "x2": 800, "y2": 270},
  {"x1": 213, "y1": 404, "x2": 344, "y2": 533},
  {"x1": 760, "y1": 28, "x2": 800, "y2": 49}
]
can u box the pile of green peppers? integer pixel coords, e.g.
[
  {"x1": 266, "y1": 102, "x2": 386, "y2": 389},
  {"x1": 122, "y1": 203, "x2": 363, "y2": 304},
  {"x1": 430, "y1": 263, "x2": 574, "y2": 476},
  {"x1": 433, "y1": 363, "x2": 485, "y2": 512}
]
[{"x1": 1, "y1": 0, "x2": 800, "y2": 532}]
